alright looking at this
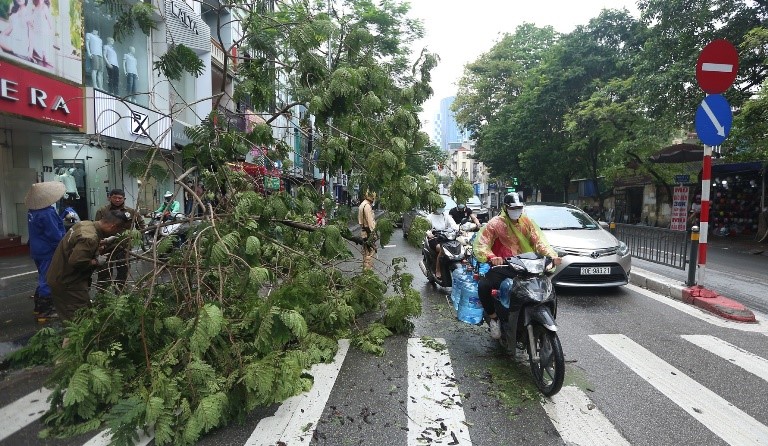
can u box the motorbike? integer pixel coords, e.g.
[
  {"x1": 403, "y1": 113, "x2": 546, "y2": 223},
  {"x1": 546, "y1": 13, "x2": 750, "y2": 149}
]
[
  {"x1": 142, "y1": 211, "x2": 188, "y2": 253},
  {"x1": 489, "y1": 252, "x2": 564, "y2": 396},
  {"x1": 419, "y1": 221, "x2": 481, "y2": 287}
]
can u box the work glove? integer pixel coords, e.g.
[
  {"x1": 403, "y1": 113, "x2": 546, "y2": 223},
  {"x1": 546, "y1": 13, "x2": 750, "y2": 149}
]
[{"x1": 96, "y1": 255, "x2": 109, "y2": 266}]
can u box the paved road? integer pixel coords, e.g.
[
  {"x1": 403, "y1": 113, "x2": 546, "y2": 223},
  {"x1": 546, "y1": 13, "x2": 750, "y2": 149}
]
[{"x1": 2, "y1": 229, "x2": 768, "y2": 445}]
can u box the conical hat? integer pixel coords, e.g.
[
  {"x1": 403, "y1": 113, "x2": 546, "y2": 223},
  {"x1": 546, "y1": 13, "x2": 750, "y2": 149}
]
[{"x1": 25, "y1": 182, "x2": 66, "y2": 210}]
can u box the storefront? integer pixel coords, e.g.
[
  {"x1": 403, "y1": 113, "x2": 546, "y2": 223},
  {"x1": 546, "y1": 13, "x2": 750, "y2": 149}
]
[{"x1": 0, "y1": 59, "x2": 85, "y2": 243}]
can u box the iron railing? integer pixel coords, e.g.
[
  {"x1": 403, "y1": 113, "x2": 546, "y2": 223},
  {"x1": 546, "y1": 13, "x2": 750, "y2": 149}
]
[{"x1": 614, "y1": 224, "x2": 689, "y2": 270}]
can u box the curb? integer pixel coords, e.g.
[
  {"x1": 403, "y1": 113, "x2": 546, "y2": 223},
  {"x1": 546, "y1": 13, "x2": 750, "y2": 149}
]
[{"x1": 630, "y1": 268, "x2": 756, "y2": 323}]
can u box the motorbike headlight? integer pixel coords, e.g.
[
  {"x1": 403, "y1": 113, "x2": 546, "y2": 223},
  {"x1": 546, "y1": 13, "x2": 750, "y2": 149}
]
[
  {"x1": 618, "y1": 241, "x2": 630, "y2": 257},
  {"x1": 515, "y1": 277, "x2": 553, "y2": 303}
]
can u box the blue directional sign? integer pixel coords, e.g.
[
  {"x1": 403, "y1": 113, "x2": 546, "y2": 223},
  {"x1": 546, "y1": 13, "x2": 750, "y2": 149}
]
[{"x1": 695, "y1": 94, "x2": 732, "y2": 146}]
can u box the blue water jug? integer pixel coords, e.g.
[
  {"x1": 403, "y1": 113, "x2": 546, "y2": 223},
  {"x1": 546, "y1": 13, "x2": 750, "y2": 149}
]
[
  {"x1": 457, "y1": 269, "x2": 484, "y2": 324},
  {"x1": 450, "y1": 265, "x2": 465, "y2": 311}
]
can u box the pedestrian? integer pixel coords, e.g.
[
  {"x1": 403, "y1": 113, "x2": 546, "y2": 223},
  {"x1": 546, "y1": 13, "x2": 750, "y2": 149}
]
[
  {"x1": 25, "y1": 181, "x2": 66, "y2": 322},
  {"x1": 46, "y1": 210, "x2": 130, "y2": 323},
  {"x1": 94, "y1": 188, "x2": 144, "y2": 291},
  {"x1": 357, "y1": 190, "x2": 377, "y2": 270}
]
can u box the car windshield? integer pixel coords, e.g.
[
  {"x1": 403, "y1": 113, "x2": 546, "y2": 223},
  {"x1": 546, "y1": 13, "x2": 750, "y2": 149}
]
[
  {"x1": 440, "y1": 195, "x2": 457, "y2": 210},
  {"x1": 525, "y1": 205, "x2": 599, "y2": 230},
  {"x1": 467, "y1": 196, "x2": 483, "y2": 208}
]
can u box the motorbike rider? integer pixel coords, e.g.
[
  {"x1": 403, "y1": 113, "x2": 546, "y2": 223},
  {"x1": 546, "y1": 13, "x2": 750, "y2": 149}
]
[
  {"x1": 155, "y1": 191, "x2": 181, "y2": 220},
  {"x1": 449, "y1": 202, "x2": 481, "y2": 227},
  {"x1": 474, "y1": 192, "x2": 561, "y2": 339},
  {"x1": 426, "y1": 204, "x2": 458, "y2": 280}
]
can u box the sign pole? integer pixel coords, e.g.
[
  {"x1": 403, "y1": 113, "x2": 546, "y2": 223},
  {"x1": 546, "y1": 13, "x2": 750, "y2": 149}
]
[{"x1": 697, "y1": 144, "x2": 713, "y2": 284}]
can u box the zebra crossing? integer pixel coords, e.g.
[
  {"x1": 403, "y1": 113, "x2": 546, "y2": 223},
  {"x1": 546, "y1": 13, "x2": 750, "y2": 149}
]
[{"x1": 2, "y1": 333, "x2": 768, "y2": 445}]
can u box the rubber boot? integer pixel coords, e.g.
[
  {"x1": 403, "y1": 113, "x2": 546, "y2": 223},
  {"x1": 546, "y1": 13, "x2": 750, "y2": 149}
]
[{"x1": 36, "y1": 296, "x2": 58, "y2": 324}]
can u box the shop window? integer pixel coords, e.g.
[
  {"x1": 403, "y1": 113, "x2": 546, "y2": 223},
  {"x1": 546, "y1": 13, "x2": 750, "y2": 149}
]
[{"x1": 83, "y1": 0, "x2": 149, "y2": 106}]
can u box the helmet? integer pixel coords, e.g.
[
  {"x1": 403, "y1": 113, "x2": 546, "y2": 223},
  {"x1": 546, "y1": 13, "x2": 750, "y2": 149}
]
[
  {"x1": 163, "y1": 191, "x2": 173, "y2": 198},
  {"x1": 503, "y1": 192, "x2": 524, "y2": 208}
]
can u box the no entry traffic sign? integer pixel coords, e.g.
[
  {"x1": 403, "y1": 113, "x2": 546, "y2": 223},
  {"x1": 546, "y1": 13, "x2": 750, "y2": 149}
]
[{"x1": 696, "y1": 39, "x2": 739, "y2": 94}]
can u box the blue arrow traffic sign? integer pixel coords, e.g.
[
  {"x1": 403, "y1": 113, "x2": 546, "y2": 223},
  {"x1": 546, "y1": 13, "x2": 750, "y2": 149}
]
[{"x1": 695, "y1": 94, "x2": 732, "y2": 146}]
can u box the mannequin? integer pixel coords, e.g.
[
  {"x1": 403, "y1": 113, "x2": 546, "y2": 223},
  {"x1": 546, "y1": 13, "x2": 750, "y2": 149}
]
[
  {"x1": 103, "y1": 37, "x2": 119, "y2": 94},
  {"x1": 123, "y1": 46, "x2": 138, "y2": 98},
  {"x1": 85, "y1": 29, "x2": 103, "y2": 88},
  {"x1": 58, "y1": 168, "x2": 79, "y2": 199}
]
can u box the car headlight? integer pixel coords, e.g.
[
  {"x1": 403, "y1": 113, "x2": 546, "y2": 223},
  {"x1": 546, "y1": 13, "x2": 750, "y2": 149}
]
[{"x1": 618, "y1": 241, "x2": 630, "y2": 257}]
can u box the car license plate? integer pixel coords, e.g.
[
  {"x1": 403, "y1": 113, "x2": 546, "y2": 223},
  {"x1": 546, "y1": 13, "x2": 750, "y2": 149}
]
[{"x1": 580, "y1": 267, "x2": 611, "y2": 275}]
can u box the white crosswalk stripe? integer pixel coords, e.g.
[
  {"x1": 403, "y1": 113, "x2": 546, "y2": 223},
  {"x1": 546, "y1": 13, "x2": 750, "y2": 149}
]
[
  {"x1": 592, "y1": 333, "x2": 768, "y2": 446},
  {"x1": 407, "y1": 337, "x2": 472, "y2": 445},
  {"x1": 542, "y1": 385, "x2": 630, "y2": 446},
  {"x1": 682, "y1": 335, "x2": 768, "y2": 382},
  {"x1": 0, "y1": 387, "x2": 52, "y2": 442},
  {"x1": 245, "y1": 339, "x2": 350, "y2": 446}
]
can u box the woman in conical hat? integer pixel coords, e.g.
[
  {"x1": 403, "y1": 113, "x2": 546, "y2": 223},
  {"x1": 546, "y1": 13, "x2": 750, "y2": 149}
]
[
  {"x1": 25, "y1": 181, "x2": 66, "y2": 210},
  {"x1": 25, "y1": 181, "x2": 67, "y2": 321}
]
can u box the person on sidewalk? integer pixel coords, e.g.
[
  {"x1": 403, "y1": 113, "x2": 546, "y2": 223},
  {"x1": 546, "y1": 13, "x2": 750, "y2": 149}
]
[
  {"x1": 94, "y1": 188, "x2": 144, "y2": 291},
  {"x1": 473, "y1": 192, "x2": 561, "y2": 339},
  {"x1": 47, "y1": 210, "x2": 130, "y2": 322},
  {"x1": 25, "y1": 182, "x2": 67, "y2": 322},
  {"x1": 357, "y1": 190, "x2": 377, "y2": 270}
]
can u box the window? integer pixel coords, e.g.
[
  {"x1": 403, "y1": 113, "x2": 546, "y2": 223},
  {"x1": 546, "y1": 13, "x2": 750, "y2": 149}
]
[{"x1": 83, "y1": 0, "x2": 150, "y2": 106}]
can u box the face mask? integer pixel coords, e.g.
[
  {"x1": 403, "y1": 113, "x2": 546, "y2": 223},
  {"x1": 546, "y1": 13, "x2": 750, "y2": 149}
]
[
  {"x1": 458, "y1": 205, "x2": 465, "y2": 210},
  {"x1": 507, "y1": 208, "x2": 523, "y2": 220},
  {"x1": 436, "y1": 208, "x2": 445, "y2": 214}
]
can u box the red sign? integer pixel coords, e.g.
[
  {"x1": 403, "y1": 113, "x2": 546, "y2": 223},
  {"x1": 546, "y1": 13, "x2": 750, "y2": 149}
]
[
  {"x1": 696, "y1": 39, "x2": 739, "y2": 94},
  {"x1": 0, "y1": 61, "x2": 84, "y2": 129}
]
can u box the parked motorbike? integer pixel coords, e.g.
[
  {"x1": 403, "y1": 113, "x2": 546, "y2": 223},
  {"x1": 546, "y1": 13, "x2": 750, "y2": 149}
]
[
  {"x1": 489, "y1": 252, "x2": 564, "y2": 396},
  {"x1": 142, "y1": 212, "x2": 187, "y2": 253}
]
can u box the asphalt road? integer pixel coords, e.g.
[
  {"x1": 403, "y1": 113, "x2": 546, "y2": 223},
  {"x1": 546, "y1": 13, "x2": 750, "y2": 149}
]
[{"x1": 2, "y1": 229, "x2": 768, "y2": 445}]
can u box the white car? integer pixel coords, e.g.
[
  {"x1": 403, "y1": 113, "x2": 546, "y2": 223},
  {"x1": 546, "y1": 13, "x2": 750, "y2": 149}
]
[
  {"x1": 524, "y1": 203, "x2": 631, "y2": 287},
  {"x1": 466, "y1": 195, "x2": 490, "y2": 223}
]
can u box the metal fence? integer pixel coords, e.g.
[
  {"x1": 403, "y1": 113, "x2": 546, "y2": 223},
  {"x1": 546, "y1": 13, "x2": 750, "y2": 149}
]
[{"x1": 614, "y1": 224, "x2": 690, "y2": 270}]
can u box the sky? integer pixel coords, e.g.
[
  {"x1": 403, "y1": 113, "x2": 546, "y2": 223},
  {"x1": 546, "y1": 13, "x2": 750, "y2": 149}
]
[{"x1": 406, "y1": 0, "x2": 640, "y2": 133}]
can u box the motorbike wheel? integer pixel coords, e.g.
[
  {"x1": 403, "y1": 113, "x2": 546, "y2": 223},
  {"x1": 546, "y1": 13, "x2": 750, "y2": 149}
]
[{"x1": 528, "y1": 324, "x2": 565, "y2": 397}]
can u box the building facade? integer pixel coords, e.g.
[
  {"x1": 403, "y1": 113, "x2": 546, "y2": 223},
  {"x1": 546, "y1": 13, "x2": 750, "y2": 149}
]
[{"x1": 0, "y1": 0, "x2": 225, "y2": 248}]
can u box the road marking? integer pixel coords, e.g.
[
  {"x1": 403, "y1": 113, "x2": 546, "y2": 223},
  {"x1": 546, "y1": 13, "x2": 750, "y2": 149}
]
[
  {"x1": 83, "y1": 429, "x2": 154, "y2": 446},
  {"x1": 591, "y1": 334, "x2": 768, "y2": 445},
  {"x1": 702, "y1": 62, "x2": 734, "y2": 73},
  {"x1": 383, "y1": 244, "x2": 396, "y2": 248},
  {"x1": 407, "y1": 337, "x2": 472, "y2": 445},
  {"x1": 627, "y1": 284, "x2": 768, "y2": 333},
  {"x1": 0, "y1": 270, "x2": 37, "y2": 281},
  {"x1": 542, "y1": 385, "x2": 629, "y2": 445},
  {"x1": 245, "y1": 339, "x2": 350, "y2": 446},
  {"x1": 682, "y1": 335, "x2": 768, "y2": 382},
  {"x1": 0, "y1": 387, "x2": 52, "y2": 442}
]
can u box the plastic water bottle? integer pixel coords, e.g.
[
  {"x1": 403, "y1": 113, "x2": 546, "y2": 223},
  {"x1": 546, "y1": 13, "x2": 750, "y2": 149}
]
[
  {"x1": 450, "y1": 265, "x2": 464, "y2": 311},
  {"x1": 458, "y1": 267, "x2": 484, "y2": 324}
]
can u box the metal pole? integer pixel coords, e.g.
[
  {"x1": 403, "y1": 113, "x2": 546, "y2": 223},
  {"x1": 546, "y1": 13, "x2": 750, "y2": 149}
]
[
  {"x1": 698, "y1": 144, "x2": 712, "y2": 285},
  {"x1": 686, "y1": 226, "x2": 699, "y2": 286}
]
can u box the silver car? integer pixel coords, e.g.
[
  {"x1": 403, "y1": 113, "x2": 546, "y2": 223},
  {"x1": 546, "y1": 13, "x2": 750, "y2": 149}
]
[{"x1": 524, "y1": 203, "x2": 631, "y2": 287}]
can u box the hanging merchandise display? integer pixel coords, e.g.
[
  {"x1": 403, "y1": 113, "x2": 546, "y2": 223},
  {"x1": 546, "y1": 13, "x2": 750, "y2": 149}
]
[{"x1": 708, "y1": 172, "x2": 762, "y2": 237}]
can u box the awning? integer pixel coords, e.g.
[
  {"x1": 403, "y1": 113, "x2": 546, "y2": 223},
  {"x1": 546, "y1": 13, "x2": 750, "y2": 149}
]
[
  {"x1": 649, "y1": 143, "x2": 703, "y2": 164},
  {"x1": 711, "y1": 162, "x2": 765, "y2": 175}
]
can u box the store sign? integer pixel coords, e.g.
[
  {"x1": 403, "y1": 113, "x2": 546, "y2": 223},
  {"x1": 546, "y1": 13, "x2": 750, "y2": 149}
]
[
  {"x1": 165, "y1": 0, "x2": 211, "y2": 53},
  {"x1": 92, "y1": 90, "x2": 171, "y2": 149},
  {"x1": 0, "y1": 62, "x2": 84, "y2": 128},
  {"x1": 670, "y1": 186, "x2": 689, "y2": 231},
  {"x1": 130, "y1": 111, "x2": 150, "y2": 137}
]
